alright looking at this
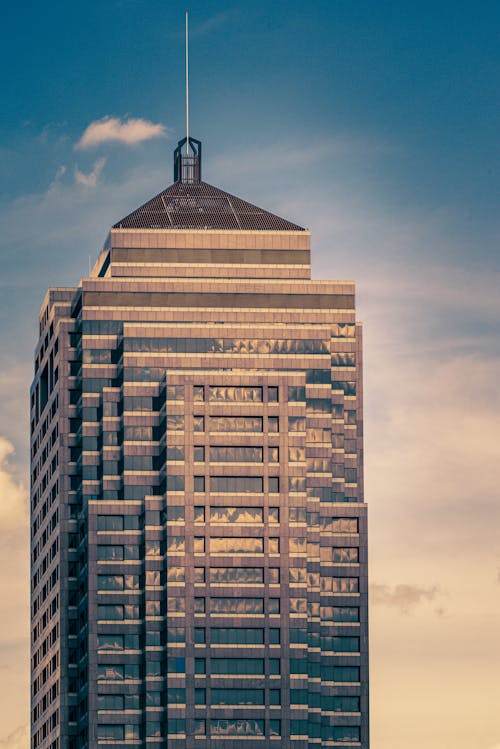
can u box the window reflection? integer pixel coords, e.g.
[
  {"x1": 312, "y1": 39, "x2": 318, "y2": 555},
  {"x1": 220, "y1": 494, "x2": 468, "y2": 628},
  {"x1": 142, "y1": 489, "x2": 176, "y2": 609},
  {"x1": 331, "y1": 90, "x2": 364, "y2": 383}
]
[
  {"x1": 320, "y1": 546, "x2": 359, "y2": 563},
  {"x1": 210, "y1": 506, "x2": 263, "y2": 523},
  {"x1": 209, "y1": 416, "x2": 263, "y2": 433},
  {"x1": 211, "y1": 597, "x2": 263, "y2": 614},
  {"x1": 210, "y1": 627, "x2": 264, "y2": 645},
  {"x1": 209, "y1": 446, "x2": 263, "y2": 463},
  {"x1": 211, "y1": 567, "x2": 263, "y2": 584},
  {"x1": 211, "y1": 688, "x2": 265, "y2": 706},
  {"x1": 320, "y1": 517, "x2": 358, "y2": 533},
  {"x1": 211, "y1": 537, "x2": 264, "y2": 554},
  {"x1": 210, "y1": 719, "x2": 264, "y2": 737},
  {"x1": 321, "y1": 576, "x2": 359, "y2": 593}
]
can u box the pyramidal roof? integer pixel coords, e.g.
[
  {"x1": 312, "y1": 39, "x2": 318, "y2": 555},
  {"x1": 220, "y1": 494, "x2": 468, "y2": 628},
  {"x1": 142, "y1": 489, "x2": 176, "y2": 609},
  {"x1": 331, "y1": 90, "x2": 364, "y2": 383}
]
[{"x1": 113, "y1": 138, "x2": 305, "y2": 232}]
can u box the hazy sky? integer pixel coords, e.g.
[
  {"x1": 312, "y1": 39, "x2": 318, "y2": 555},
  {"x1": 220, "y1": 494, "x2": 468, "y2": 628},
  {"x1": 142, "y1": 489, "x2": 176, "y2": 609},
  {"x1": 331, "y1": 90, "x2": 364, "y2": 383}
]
[{"x1": 0, "y1": 2, "x2": 499, "y2": 747}]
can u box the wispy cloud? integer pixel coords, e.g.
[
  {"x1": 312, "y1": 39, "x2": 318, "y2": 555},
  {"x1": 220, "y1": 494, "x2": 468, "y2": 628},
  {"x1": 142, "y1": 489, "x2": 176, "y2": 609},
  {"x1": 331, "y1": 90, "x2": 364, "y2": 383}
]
[
  {"x1": 371, "y1": 583, "x2": 442, "y2": 613},
  {"x1": 0, "y1": 723, "x2": 29, "y2": 749},
  {"x1": 0, "y1": 438, "x2": 27, "y2": 531},
  {"x1": 74, "y1": 157, "x2": 106, "y2": 187},
  {"x1": 75, "y1": 116, "x2": 167, "y2": 149}
]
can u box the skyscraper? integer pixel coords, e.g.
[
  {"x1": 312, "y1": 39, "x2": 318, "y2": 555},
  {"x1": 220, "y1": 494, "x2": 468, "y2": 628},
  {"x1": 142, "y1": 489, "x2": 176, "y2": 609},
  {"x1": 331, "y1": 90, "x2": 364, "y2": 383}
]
[{"x1": 30, "y1": 137, "x2": 368, "y2": 748}]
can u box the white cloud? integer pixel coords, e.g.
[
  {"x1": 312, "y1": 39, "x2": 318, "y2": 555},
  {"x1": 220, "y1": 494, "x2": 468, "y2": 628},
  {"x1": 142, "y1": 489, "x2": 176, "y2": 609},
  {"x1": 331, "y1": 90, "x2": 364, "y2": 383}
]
[
  {"x1": 74, "y1": 157, "x2": 106, "y2": 187},
  {"x1": 0, "y1": 724, "x2": 29, "y2": 749},
  {"x1": 371, "y1": 583, "x2": 442, "y2": 613},
  {"x1": 0, "y1": 438, "x2": 27, "y2": 530},
  {"x1": 75, "y1": 116, "x2": 167, "y2": 149}
]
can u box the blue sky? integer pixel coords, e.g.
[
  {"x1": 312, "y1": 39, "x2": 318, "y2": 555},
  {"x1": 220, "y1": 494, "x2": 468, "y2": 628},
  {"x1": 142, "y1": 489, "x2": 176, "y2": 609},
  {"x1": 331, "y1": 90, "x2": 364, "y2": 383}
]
[{"x1": 0, "y1": 2, "x2": 499, "y2": 747}]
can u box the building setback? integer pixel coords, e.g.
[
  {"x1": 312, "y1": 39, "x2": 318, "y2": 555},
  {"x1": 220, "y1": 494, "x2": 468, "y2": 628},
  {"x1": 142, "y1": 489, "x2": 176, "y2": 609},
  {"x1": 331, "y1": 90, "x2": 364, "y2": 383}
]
[{"x1": 30, "y1": 138, "x2": 369, "y2": 748}]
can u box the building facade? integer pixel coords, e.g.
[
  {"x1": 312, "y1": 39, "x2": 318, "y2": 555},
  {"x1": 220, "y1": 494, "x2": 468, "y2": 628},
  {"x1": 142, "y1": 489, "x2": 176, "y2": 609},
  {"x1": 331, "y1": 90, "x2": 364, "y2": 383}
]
[{"x1": 30, "y1": 139, "x2": 368, "y2": 748}]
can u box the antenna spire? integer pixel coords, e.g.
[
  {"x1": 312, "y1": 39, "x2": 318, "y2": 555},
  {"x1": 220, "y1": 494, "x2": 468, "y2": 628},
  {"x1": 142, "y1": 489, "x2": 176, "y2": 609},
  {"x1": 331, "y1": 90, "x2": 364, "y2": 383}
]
[{"x1": 185, "y1": 10, "x2": 189, "y2": 156}]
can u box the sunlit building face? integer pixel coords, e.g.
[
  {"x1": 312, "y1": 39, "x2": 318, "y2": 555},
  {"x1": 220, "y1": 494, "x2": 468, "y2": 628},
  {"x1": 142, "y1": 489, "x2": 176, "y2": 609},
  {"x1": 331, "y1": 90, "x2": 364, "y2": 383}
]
[{"x1": 30, "y1": 139, "x2": 368, "y2": 748}]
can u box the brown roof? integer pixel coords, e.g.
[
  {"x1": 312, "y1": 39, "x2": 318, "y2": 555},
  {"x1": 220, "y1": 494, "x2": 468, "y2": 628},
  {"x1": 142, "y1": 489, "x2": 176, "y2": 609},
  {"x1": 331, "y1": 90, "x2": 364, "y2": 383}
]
[{"x1": 113, "y1": 180, "x2": 305, "y2": 231}]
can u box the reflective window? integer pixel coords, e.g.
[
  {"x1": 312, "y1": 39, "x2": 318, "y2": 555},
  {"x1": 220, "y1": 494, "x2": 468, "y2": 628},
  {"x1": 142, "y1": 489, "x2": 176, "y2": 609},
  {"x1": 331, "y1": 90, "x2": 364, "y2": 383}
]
[
  {"x1": 97, "y1": 574, "x2": 123, "y2": 591},
  {"x1": 331, "y1": 323, "x2": 356, "y2": 338},
  {"x1": 269, "y1": 538, "x2": 280, "y2": 554},
  {"x1": 194, "y1": 446, "x2": 205, "y2": 461},
  {"x1": 270, "y1": 720, "x2": 281, "y2": 737},
  {"x1": 166, "y1": 415, "x2": 185, "y2": 431},
  {"x1": 194, "y1": 720, "x2": 206, "y2": 736},
  {"x1": 321, "y1": 635, "x2": 359, "y2": 652},
  {"x1": 269, "y1": 598, "x2": 280, "y2": 614},
  {"x1": 167, "y1": 657, "x2": 186, "y2": 673},
  {"x1": 209, "y1": 446, "x2": 263, "y2": 463},
  {"x1": 290, "y1": 597, "x2": 307, "y2": 613},
  {"x1": 97, "y1": 694, "x2": 124, "y2": 710},
  {"x1": 321, "y1": 576, "x2": 359, "y2": 593},
  {"x1": 193, "y1": 415, "x2": 205, "y2": 432},
  {"x1": 194, "y1": 506, "x2": 205, "y2": 522},
  {"x1": 289, "y1": 537, "x2": 306, "y2": 553},
  {"x1": 211, "y1": 537, "x2": 264, "y2": 554},
  {"x1": 166, "y1": 446, "x2": 185, "y2": 461},
  {"x1": 289, "y1": 476, "x2": 306, "y2": 492},
  {"x1": 166, "y1": 536, "x2": 185, "y2": 552},
  {"x1": 268, "y1": 416, "x2": 279, "y2": 432},
  {"x1": 289, "y1": 416, "x2": 305, "y2": 432},
  {"x1": 194, "y1": 537, "x2": 205, "y2": 553},
  {"x1": 194, "y1": 475, "x2": 205, "y2": 492},
  {"x1": 195, "y1": 687, "x2": 206, "y2": 704},
  {"x1": 211, "y1": 658, "x2": 264, "y2": 675},
  {"x1": 289, "y1": 567, "x2": 307, "y2": 584},
  {"x1": 167, "y1": 627, "x2": 185, "y2": 643},
  {"x1": 97, "y1": 635, "x2": 123, "y2": 652},
  {"x1": 211, "y1": 597, "x2": 263, "y2": 614},
  {"x1": 210, "y1": 506, "x2": 263, "y2": 523},
  {"x1": 210, "y1": 416, "x2": 263, "y2": 433},
  {"x1": 167, "y1": 597, "x2": 186, "y2": 613},
  {"x1": 211, "y1": 567, "x2": 263, "y2": 584},
  {"x1": 320, "y1": 517, "x2": 358, "y2": 533},
  {"x1": 210, "y1": 476, "x2": 263, "y2": 493},
  {"x1": 209, "y1": 386, "x2": 263, "y2": 402},
  {"x1": 193, "y1": 386, "x2": 205, "y2": 402},
  {"x1": 289, "y1": 507, "x2": 307, "y2": 523},
  {"x1": 166, "y1": 566, "x2": 185, "y2": 582},
  {"x1": 211, "y1": 688, "x2": 264, "y2": 705},
  {"x1": 194, "y1": 567, "x2": 205, "y2": 582},
  {"x1": 210, "y1": 719, "x2": 264, "y2": 737},
  {"x1": 194, "y1": 627, "x2": 206, "y2": 644},
  {"x1": 211, "y1": 628, "x2": 264, "y2": 645},
  {"x1": 320, "y1": 546, "x2": 359, "y2": 563},
  {"x1": 166, "y1": 384, "x2": 185, "y2": 400},
  {"x1": 164, "y1": 505, "x2": 185, "y2": 522},
  {"x1": 167, "y1": 718, "x2": 186, "y2": 735},
  {"x1": 269, "y1": 568, "x2": 280, "y2": 584},
  {"x1": 269, "y1": 507, "x2": 279, "y2": 523},
  {"x1": 320, "y1": 606, "x2": 359, "y2": 622},
  {"x1": 321, "y1": 726, "x2": 361, "y2": 742},
  {"x1": 268, "y1": 386, "x2": 279, "y2": 401}
]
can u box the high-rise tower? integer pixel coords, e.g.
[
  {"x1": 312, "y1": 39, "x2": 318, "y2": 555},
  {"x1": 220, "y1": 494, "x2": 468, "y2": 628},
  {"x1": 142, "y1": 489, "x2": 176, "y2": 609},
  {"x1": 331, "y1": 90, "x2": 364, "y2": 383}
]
[{"x1": 30, "y1": 137, "x2": 368, "y2": 748}]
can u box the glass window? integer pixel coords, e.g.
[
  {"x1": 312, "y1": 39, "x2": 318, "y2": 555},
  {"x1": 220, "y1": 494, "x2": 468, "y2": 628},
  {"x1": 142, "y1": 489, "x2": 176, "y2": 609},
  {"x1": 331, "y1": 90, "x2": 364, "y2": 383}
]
[
  {"x1": 167, "y1": 718, "x2": 186, "y2": 735},
  {"x1": 166, "y1": 414, "x2": 184, "y2": 431},
  {"x1": 194, "y1": 687, "x2": 206, "y2": 704},
  {"x1": 194, "y1": 537, "x2": 205, "y2": 553},
  {"x1": 98, "y1": 604, "x2": 123, "y2": 621},
  {"x1": 194, "y1": 719, "x2": 206, "y2": 736},
  {"x1": 166, "y1": 446, "x2": 185, "y2": 461},
  {"x1": 269, "y1": 568, "x2": 280, "y2": 584},
  {"x1": 288, "y1": 416, "x2": 305, "y2": 432},
  {"x1": 209, "y1": 386, "x2": 263, "y2": 402},
  {"x1": 211, "y1": 567, "x2": 263, "y2": 584},
  {"x1": 195, "y1": 658, "x2": 206, "y2": 674},
  {"x1": 166, "y1": 536, "x2": 185, "y2": 553},
  {"x1": 321, "y1": 576, "x2": 359, "y2": 593},
  {"x1": 97, "y1": 694, "x2": 124, "y2": 710},
  {"x1": 166, "y1": 566, "x2": 185, "y2": 582},
  {"x1": 269, "y1": 477, "x2": 280, "y2": 493},
  {"x1": 193, "y1": 415, "x2": 205, "y2": 432},
  {"x1": 322, "y1": 726, "x2": 361, "y2": 742},
  {"x1": 193, "y1": 385, "x2": 205, "y2": 401},
  {"x1": 166, "y1": 384, "x2": 185, "y2": 400},
  {"x1": 268, "y1": 386, "x2": 279, "y2": 402},
  {"x1": 210, "y1": 416, "x2": 263, "y2": 433},
  {"x1": 289, "y1": 567, "x2": 307, "y2": 583},
  {"x1": 268, "y1": 447, "x2": 279, "y2": 463},
  {"x1": 195, "y1": 597, "x2": 206, "y2": 613},
  {"x1": 211, "y1": 537, "x2": 264, "y2": 554},
  {"x1": 269, "y1": 598, "x2": 280, "y2": 614},
  {"x1": 210, "y1": 719, "x2": 264, "y2": 737},
  {"x1": 269, "y1": 507, "x2": 279, "y2": 523},
  {"x1": 97, "y1": 635, "x2": 123, "y2": 652},
  {"x1": 269, "y1": 658, "x2": 280, "y2": 674},
  {"x1": 194, "y1": 567, "x2": 205, "y2": 582},
  {"x1": 194, "y1": 506, "x2": 206, "y2": 522},
  {"x1": 97, "y1": 726, "x2": 124, "y2": 740},
  {"x1": 320, "y1": 547, "x2": 359, "y2": 563},
  {"x1": 320, "y1": 606, "x2": 359, "y2": 623},
  {"x1": 269, "y1": 628, "x2": 280, "y2": 644},
  {"x1": 194, "y1": 627, "x2": 206, "y2": 644},
  {"x1": 211, "y1": 597, "x2": 263, "y2": 614},
  {"x1": 167, "y1": 597, "x2": 185, "y2": 613},
  {"x1": 210, "y1": 476, "x2": 263, "y2": 493},
  {"x1": 194, "y1": 475, "x2": 205, "y2": 492},
  {"x1": 97, "y1": 545, "x2": 123, "y2": 561},
  {"x1": 167, "y1": 627, "x2": 185, "y2": 643},
  {"x1": 167, "y1": 657, "x2": 186, "y2": 673},
  {"x1": 210, "y1": 506, "x2": 263, "y2": 523},
  {"x1": 321, "y1": 695, "x2": 360, "y2": 712},
  {"x1": 289, "y1": 507, "x2": 306, "y2": 523},
  {"x1": 211, "y1": 628, "x2": 264, "y2": 645},
  {"x1": 269, "y1": 689, "x2": 281, "y2": 705},
  {"x1": 97, "y1": 574, "x2": 123, "y2": 591},
  {"x1": 270, "y1": 719, "x2": 281, "y2": 736},
  {"x1": 211, "y1": 658, "x2": 264, "y2": 675},
  {"x1": 290, "y1": 537, "x2": 306, "y2": 553},
  {"x1": 269, "y1": 538, "x2": 280, "y2": 554},
  {"x1": 97, "y1": 515, "x2": 123, "y2": 531},
  {"x1": 194, "y1": 446, "x2": 205, "y2": 461},
  {"x1": 209, "y1": 446, "x2": 263, "y2": 463},
  {"x1": 268, "y1": 416, "x2": 279, "y2": 433},
  {"x1": 164, "y1": 505, "x2": 184, "y2": 522},
  {"x1": 320, "y1": 517, "x2": 359, "y2": 533},
  {"x1": 211, "y1": 688, "x2": 264, "y2": 705}
]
